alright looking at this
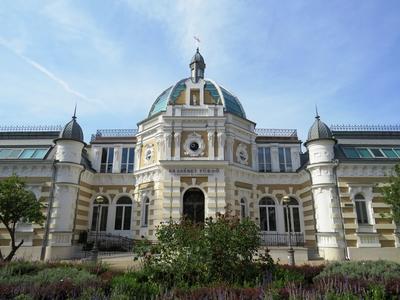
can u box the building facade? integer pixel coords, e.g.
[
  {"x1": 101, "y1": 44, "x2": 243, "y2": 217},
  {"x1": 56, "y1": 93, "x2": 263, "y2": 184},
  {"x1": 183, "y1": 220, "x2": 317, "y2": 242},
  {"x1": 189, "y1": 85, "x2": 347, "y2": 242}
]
[{"x1": 1, "y1": 49, "x2": 399, "y2": 262}]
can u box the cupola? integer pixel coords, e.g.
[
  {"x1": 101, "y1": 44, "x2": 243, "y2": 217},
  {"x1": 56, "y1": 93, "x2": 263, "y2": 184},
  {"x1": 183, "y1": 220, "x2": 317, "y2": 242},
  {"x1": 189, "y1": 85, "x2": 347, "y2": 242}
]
[{"x1": 190, "y1": 48, "x2": 206, "y2": 83}]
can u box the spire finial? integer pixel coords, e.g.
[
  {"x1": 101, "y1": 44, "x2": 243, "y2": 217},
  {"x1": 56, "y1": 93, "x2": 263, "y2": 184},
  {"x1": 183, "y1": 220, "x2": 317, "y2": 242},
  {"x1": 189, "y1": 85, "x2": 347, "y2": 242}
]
[
  {"x1": 193, "y1": 36, "x2": 200, "y2": 50},
  {"x1": 73, "y1": 103, "x2": 77, "y2": 120},
  {"x1": 315, "y1": 105, "x2": 320, "y2": 120}
]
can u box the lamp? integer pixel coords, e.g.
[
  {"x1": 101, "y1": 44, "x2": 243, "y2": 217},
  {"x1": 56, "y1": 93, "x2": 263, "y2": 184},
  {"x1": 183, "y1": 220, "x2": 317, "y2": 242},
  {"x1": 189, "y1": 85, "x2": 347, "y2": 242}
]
[
  {"x1": 282, "y1": 195, "x2": 295, "y2": 266},
  {"x1": 90, "y1": 195, "x2": 105, "y2": 263}
]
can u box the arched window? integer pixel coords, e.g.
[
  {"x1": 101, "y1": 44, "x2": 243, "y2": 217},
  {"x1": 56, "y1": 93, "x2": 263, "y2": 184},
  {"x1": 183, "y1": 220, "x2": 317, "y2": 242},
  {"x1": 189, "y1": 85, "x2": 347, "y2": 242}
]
[
  {"x1": 355, "y1": 194, "x2": 369, "y2": 224},
  {"x1": 114, "y1": 196, "x2": 132, "y2": 230},
  {"x1": 259, "y1": 197, "x2": 276, "y2": 231},
  {"x1": 91, "y1": 197, "x2": 109, "y2": 232},
  {"x1": 142, "y1": 197, "x2": 150, "y2": 227},
  {"x1": 240, "y1": 198, "x2": 247, "y2": 219},
  {"x1": 283, "y1": 197, "x2": 301, "y2": 232}
]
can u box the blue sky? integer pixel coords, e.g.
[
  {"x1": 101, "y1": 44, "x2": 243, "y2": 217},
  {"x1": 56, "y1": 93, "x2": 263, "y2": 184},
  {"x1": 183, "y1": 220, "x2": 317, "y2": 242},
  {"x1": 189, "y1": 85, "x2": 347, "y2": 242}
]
[{"x1": 1, "y1": 0, "x2": 399, "y2": 142}]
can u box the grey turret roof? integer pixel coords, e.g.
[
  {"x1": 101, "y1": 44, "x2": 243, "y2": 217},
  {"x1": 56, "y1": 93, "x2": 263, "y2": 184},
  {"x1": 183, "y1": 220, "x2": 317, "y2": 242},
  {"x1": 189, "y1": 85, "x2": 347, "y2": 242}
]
[
  {"x1": 306, "y1": 115, "x2": 334, "y2": 144},
  {"x1": 190, "y1": 48, "x2": 205, "y2": 67},
  {"x1": 59, "y1": 112, "x2": 84, "y2": 142}
]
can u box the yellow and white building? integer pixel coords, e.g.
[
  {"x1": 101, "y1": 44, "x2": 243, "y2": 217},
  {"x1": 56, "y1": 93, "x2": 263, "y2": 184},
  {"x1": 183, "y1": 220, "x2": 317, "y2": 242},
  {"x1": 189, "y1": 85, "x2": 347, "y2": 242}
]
[{"x1": 1, "y1": 49, "x2": 399, "y2": 262}]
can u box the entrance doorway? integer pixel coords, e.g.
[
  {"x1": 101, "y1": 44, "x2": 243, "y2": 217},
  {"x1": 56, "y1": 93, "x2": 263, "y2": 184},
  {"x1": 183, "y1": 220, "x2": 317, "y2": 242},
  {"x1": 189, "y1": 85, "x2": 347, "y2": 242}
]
[{"x1": 183, "y1": 188, "x2": 205, "y2": 223}]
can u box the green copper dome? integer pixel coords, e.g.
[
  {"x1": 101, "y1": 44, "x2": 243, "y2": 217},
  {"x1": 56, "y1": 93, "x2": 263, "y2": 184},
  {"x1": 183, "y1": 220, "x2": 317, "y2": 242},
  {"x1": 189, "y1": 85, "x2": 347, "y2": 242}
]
[{"x1": 148, "y1": 78, "x2": 246, "y2": 119}]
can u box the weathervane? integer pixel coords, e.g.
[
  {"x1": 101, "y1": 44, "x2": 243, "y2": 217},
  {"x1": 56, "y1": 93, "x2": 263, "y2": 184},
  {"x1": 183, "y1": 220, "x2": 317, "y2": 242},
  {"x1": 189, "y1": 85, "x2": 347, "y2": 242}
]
[{"x1": 193, "y1": 36, "x2": 200, "y2": 49}]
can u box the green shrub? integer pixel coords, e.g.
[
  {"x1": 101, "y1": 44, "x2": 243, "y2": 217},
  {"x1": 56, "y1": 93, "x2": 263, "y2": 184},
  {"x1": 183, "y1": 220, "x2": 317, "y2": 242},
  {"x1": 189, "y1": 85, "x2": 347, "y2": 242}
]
[
  {"x1": 141, "y1": 215, "x2": 271, "y2": 289},
  {"x1": 0, "y1": 260, "x2": 41, "y2": 277},
  {"x1": 110, "y1": 272, "x2": 160, "y2": 299},
  {"x1": 32, "y1": 267, "x2": 98, "y2": 285},
  {"x1": 316, "y1": 260, "x2": 400, "y2": 281}
]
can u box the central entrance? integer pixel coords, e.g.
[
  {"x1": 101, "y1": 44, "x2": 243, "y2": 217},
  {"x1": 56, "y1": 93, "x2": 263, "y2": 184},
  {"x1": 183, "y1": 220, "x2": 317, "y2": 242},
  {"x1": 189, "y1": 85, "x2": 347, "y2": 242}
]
[{"x1": 183, "y1": 188, "x2": 205, "y2": 223}]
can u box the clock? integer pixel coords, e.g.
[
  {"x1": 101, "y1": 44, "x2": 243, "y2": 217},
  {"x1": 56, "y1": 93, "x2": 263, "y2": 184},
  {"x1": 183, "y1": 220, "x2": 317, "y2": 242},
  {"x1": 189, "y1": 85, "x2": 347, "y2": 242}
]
[{"x1": 183, "y1": 132, "x2": 205, "y2": 157}]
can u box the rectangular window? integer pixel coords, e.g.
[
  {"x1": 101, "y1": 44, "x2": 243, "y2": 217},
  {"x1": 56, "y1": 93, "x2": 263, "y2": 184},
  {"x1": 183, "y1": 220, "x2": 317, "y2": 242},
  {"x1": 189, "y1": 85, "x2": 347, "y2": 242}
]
[
  {"x1": 100, "y1": 147, "x2": 114, "y2": 173},
  {"x1": 123, "y1": 206, "x2": 132, "y2": 230},
  {"x1": 394, "y1": 149, "x2": 400, "y2": 157},
  {"x1": 258, "y1": 147, "x2": 271, "y2": 172},
  {"x1": 114, "y1": 206, "x2": 123, "y2": 230},
  {"x1": 355, "y1": 201, "x2": 369, "y2": 224},
  {"x1": 370, "y1": 148, "x2": 384, "y2": 158},
  {"x1": 357, "y1": 148, "x2": 373, "y2": 158},
  {"x1": 0, "y1": 148, "x2": 48, "y2": 159},
  {"x1": 91, "y1": 206, "x2": 99, "y2": 231},
  {"x1": 343, "y1": 147, "x2": 359, "y2": 158},
  {"x1": 284, "y1": 207, "x2": 301, "y2": 232},
  {"x1": 121, "y1": 147, "x2": 135, "y2": 173},
  {"x1": 100, "y1": 206, "x2": 108, "y2": 231},
  {"x1": 92, "y1": 206, "x2": 108, "y2": 231},
  {"x1": 279, "y1": 147, "x2": 292, "y2": 172},
  {"x1": 382, "y1": 149, "x2": 398, "y2": 158},
  {"x1": 260, "y1": 207, "x2": 267, "y2": 231},
  {"x1": 32, "y1": 149, "x2": 48, "y2": 159},
  {"x1": 19, "y1": 149, "x2": 36, "y2": 159},
  {"x1": 268, "y1": 207, "x2": 276, "y2": 231},
  {"x1": 292, "y1": 207, "x2": 301, "y2": 232},
  {"x1": 143, "y1": 205, "x2": 149, "y2": 227}
]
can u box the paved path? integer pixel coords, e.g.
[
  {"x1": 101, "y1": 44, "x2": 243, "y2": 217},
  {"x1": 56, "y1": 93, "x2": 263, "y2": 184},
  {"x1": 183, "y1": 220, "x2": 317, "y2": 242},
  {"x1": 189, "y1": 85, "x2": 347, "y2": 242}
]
[{"x1": 97, "y1": 254, "x2": 142, "y2": 271}]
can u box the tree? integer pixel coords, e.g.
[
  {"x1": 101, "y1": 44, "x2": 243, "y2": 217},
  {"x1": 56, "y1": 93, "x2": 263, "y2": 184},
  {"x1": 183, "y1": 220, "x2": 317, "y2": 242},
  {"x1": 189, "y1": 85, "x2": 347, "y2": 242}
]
[
  {"x1": 0, "y1": 175, "x2": 45, "y2": 261},
  {"x1": 382, "y1": 164, "x2": 400, "y2": 228}
]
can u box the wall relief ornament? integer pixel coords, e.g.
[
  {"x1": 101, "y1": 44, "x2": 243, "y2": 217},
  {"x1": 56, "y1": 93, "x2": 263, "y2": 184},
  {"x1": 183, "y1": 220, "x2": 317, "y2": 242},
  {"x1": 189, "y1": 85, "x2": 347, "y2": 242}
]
[
  {"x1": 144, "y1": 144, "x2": 154, "y2": 164},
  {"x1": 183, "y1": 132, "x2": 205, "y2": 157},
  {"x1": 236, "y1": 143, "x2": 249, "y2": 165}
]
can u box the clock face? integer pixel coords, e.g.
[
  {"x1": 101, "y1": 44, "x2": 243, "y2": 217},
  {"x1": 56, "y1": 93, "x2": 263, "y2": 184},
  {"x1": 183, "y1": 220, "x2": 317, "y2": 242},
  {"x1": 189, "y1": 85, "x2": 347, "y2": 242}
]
[
  {"x1": 190, "y1": 142, "x2": 199, "y2": 151},
  {"x1": 183, "y1": 132, "x2": 205, "y2": 157}
]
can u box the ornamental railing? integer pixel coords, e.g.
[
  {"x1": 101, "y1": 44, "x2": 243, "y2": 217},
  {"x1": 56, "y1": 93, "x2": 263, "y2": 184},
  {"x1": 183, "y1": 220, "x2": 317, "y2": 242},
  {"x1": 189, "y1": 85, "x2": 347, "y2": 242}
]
[
  {"x1": 91, "y1": 128, "x2": 138, "y2": 141},
  {"x1": 255, "y1": 128, "x2": 297, "y2": 137},
  {"x1": 331, "y1": 124, "x2": 400, "y2": 132},
  {"x1": 0, "y1": 125, "x2": 62, "y2": 132},
  {"x1": 259, "y1": 232, "x2": 305, "y2": 247},
  {"x1": 86, "y1": 232, "x2": 134, "y2": 252}
]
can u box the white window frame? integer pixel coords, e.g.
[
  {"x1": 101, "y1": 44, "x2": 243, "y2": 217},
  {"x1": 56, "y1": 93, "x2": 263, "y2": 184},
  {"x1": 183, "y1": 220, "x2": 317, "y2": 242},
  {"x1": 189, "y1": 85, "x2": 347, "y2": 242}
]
[
  {"x1": 141, "y1": 197, "x2": 150, "y2": 227},
  {"x1": 354, "y1": 194, "x2": 369, "y2": 225},
  {"x1": 278, "y1": 147, "x2": 292, "y2": 172},
  {"x1": 114, "y1": 197, "x2": 133, "y2": 231},
  {"x1": 283, "y1": 198, "x2": 302, "y2": 233},
  {"x1": 120, "y1": 147, "x2": 135, "y2": 174},
  {"x1": 258, "y1": 147, "x2": 272, "y2": 172},
  {"x1": 259, "y1": 197, "x2": 277, "y2": 232},
  {"x1": 100, "y1": 147, "x2": 114, "y2": 173}
]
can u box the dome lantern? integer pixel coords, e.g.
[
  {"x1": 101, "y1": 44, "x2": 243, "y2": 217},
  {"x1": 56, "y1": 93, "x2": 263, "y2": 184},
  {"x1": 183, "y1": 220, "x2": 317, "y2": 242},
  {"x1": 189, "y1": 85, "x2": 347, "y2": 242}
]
[{"x1": 190, "y1": 48, "x2": 206, "y2": 83}]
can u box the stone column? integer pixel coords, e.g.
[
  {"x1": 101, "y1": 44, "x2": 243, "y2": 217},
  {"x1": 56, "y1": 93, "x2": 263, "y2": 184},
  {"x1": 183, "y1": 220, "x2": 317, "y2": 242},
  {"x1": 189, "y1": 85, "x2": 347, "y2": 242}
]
[
  {"x1": 208, "y1": 130, "x2": 215, "y2": 160},
  {"x1": 174, "y1": 131, "x2": 181, "y2": 160},
  {"x1": 164, "y1": 132, "x2": 172, "y2": 160},
  {"x1": 217, "y1": 131, "x2": 226, "y2": 160}
]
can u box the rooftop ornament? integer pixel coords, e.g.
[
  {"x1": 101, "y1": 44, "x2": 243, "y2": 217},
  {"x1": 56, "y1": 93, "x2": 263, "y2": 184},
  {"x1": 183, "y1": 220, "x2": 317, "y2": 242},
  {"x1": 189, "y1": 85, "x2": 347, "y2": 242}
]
[
  {"x1": 0, "y1": 125, "x2": 62, "y2": 132},
  {"x1": 331, "y1": 124, "x2": 400, "y2": 132},
  {"x1": 255, "y1": 128, "x2": 297, "y2": 137},
  {"x1": 91, "y1": 129, "x2": 138, "y2": 141}
]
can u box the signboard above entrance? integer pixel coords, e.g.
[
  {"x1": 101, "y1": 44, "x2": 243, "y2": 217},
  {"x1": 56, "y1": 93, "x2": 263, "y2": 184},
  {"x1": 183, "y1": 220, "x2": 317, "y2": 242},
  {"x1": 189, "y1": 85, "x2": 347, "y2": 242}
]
[{"x1": 168, "y1": 168, "x2": 220, "y2": 176}]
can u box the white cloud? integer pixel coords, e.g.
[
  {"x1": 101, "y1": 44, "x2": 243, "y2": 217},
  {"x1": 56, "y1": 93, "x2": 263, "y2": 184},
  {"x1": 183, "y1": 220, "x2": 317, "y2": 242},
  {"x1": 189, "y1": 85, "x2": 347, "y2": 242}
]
[{"x1": 0, "y1": 38, "x2": 101, "y2": 105}]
